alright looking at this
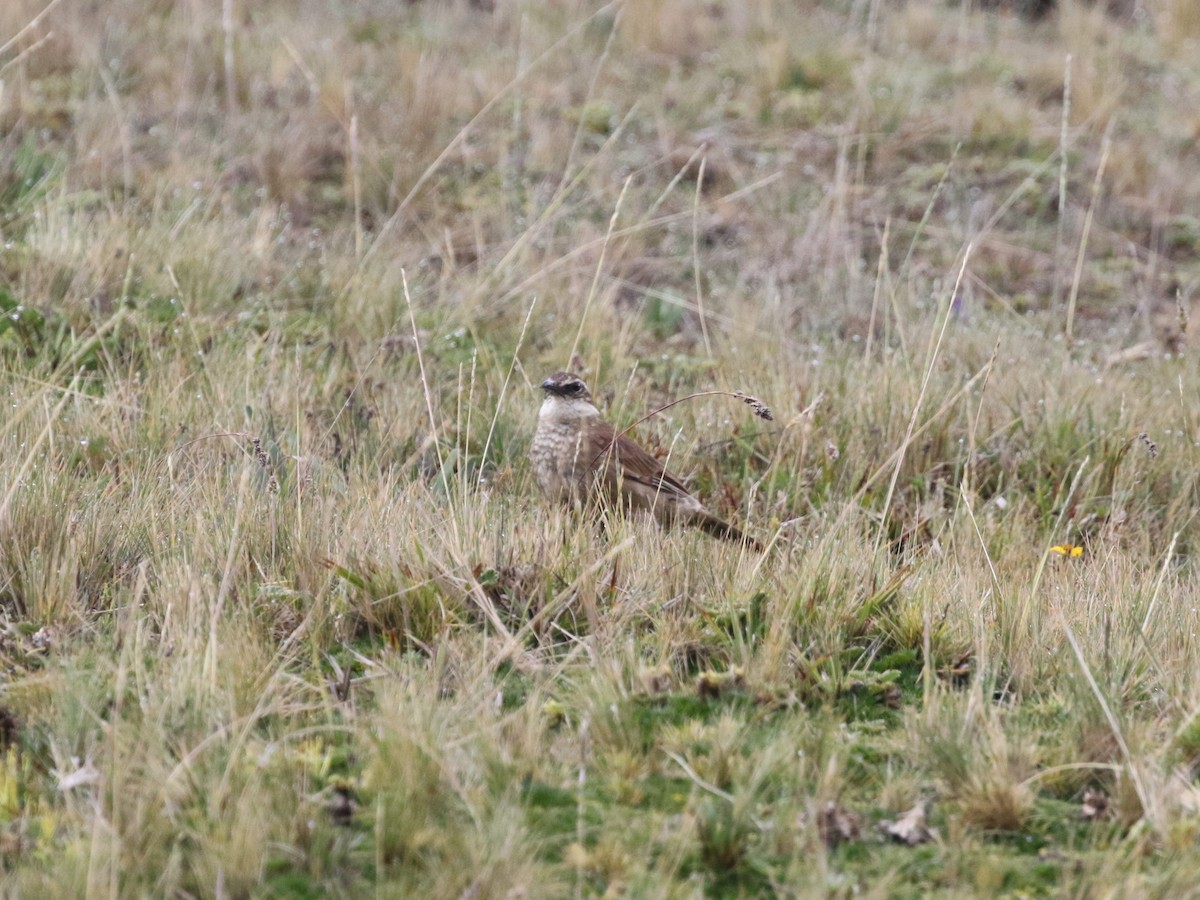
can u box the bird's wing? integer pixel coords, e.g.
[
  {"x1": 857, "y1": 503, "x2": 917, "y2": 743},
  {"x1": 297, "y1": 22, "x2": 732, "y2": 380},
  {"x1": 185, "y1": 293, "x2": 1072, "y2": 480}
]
[{"x1": 587, "y1": 419, "x2": 695, "y2": 501}]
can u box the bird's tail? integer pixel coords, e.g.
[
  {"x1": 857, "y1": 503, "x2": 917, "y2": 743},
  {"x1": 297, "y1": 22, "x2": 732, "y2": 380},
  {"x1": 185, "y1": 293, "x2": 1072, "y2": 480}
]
[{"x1": 695, "y1": 512, "x2": 764, "y2": 553}]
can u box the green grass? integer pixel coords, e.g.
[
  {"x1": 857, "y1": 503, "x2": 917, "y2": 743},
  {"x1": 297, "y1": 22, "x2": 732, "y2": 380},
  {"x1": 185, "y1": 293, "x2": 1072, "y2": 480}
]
[{"x1": 2, "y1": 0, "x2": 1200, "y2": 895}]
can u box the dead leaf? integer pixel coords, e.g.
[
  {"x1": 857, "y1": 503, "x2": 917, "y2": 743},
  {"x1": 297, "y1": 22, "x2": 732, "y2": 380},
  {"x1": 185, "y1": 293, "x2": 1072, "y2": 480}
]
[
  {"x1": 1080, "y1": 789, "x2": 1111, "y2": 821},
  {"x1": 1168, "y1": 768, "x2": 1200, "y2": 814},
  {"x1": 879, "y1": 799, "x2": 937, "y2": 845},
  {"x1": 55, "y1": 759, "x2": 101, "y2": 791},
  {"x1": 817, "y1": 801, "x2": 862, "y2": 848},
  {"x1": 940, "y1": 650, "x2": 973, "y2": 687},
  {"x1": 1104, "y1": 341, "x2": 1156, "y2": 368},
  {"x1": 697, "y1": 668, "x2": 745, "y2": 699},
  {"x1": 1039, "y1": 847, "x2": 1084, "y2": 872},
  {"x1": 327, "y1": 780, "x2": 357, "y2": 826},
  {"x1": 640, "y1": 665, "x2": 673, "y2": 695}
]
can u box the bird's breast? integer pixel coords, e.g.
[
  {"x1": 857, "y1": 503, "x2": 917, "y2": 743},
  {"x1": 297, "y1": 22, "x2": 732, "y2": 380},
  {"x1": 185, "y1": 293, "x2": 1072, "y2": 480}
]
[{"x1": 530, "y1": 419, "x2": 592, "y2": 502}]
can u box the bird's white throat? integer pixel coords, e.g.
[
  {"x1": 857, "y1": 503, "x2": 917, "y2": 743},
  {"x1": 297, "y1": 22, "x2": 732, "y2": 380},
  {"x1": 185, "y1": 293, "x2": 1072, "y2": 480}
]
[{"x1": 539, "y1": 395, "x2": 600, "y2": 428}]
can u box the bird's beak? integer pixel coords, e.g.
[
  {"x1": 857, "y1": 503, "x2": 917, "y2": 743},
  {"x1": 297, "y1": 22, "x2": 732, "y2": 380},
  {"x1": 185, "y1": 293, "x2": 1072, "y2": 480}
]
[{"x1": 539, "y1": 378, "x2": 557, "y2": 393}]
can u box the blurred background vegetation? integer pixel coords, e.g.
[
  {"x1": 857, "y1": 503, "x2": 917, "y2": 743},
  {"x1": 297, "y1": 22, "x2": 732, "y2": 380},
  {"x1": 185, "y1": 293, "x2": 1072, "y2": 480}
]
[{"x1": 1, "y1": 1, "x2": 1200, "y2": 896}]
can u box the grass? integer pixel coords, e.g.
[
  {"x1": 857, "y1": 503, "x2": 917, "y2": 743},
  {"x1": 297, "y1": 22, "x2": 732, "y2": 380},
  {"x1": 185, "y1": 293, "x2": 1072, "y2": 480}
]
[{"x1": 2, "y1": 0, "x2": 1200, "y2": 895}]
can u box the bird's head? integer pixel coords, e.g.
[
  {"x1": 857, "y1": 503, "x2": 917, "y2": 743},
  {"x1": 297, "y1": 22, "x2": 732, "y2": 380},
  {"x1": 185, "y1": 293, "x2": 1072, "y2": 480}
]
[{"x1": 539, "y1": 371, "x2": 593, "y2": 403}]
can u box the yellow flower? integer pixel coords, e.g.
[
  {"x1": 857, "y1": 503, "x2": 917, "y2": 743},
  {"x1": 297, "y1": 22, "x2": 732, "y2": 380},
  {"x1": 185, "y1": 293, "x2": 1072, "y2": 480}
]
[{"x1": 1050, "y1": 544, "x2": 1083, "y2": 557}]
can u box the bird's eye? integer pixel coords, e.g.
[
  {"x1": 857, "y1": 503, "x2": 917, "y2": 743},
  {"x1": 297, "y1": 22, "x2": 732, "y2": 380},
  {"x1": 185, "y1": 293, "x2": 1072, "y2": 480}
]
[{"x1": 565, "y1": 382, "x2": 582, "y2": 394}]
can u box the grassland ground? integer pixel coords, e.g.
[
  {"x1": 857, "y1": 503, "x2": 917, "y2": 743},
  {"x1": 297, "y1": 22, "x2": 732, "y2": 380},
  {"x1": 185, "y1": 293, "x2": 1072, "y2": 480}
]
[{"x1": 2, "y1": 0, "x2": 1200, "y2": 896}]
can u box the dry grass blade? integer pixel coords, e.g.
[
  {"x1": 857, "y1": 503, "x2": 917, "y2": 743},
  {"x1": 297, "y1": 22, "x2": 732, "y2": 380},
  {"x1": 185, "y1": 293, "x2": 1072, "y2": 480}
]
[{"x1": 874, "y1": 246, "x2": 972, "y2": 554}]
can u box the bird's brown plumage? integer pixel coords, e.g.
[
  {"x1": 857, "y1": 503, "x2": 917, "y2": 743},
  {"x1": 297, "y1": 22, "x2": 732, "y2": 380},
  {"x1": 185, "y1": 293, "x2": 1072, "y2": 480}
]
[{"x1": 530, "y1": 371, "x2": 761, "y2": 550}]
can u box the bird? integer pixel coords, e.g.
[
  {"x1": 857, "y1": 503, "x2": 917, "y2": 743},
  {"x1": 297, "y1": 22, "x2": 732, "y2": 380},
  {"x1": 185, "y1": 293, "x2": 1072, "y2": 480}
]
[{"x1": 530, "y1": 371, "x2": 762, "y2": 550}]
